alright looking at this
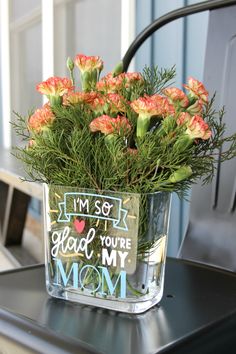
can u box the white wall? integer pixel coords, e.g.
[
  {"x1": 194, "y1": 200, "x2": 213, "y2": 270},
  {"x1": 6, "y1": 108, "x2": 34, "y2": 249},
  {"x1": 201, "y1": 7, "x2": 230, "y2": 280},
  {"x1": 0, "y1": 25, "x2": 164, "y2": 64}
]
[{"x1": 0, "y1": 0, "x2": 122, "y2": 147}]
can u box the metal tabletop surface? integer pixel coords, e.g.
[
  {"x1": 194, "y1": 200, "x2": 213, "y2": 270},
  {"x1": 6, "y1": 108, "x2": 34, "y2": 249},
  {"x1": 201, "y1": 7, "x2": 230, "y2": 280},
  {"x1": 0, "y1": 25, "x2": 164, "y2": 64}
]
[{"x1": 1, "y1": 258, "x2": 236, "y2": 354}]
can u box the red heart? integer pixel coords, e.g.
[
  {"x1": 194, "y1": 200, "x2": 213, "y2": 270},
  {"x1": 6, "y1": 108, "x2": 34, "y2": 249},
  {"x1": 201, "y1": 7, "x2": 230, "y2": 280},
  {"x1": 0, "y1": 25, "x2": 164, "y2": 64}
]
[{"x1": 73, "y1": 219, "x2": 85, "y2": 234}]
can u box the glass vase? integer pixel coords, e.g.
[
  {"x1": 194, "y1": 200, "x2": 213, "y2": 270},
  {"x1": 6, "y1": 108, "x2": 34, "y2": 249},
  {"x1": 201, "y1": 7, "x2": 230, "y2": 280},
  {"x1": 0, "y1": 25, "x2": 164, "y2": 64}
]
[{"x1": 43, "y1": 185, "x2": 172, "y2": 314}]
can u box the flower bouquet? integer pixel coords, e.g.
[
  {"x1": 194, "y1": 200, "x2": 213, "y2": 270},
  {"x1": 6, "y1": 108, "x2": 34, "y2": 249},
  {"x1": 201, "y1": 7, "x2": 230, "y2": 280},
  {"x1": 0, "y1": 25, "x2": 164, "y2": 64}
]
[{"x1": 14, "y1": 54, "x2": 236, "y2": 313}]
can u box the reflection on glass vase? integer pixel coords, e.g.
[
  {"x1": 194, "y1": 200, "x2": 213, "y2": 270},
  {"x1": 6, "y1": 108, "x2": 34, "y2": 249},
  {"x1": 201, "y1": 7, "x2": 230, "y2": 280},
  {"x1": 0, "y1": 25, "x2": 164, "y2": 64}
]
[{"x1": 43, "y1": 185, "x2": 172, "y2": 314}]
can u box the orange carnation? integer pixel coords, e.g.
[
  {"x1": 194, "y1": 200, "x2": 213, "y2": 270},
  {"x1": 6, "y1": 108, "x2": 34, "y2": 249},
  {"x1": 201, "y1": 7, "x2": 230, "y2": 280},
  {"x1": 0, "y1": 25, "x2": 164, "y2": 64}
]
[
  {"x1": 123, "y1": 72, "x2": 143, "y2": 88},
  {"x1": 131, "y1": 95, "x2": 174, "y2": 117},
  {"x1": 186, "y1": 115, "x2": 211, "y2": 140},
  {"x1": 97, "y1": 73, "x2": 124, "y2": 93},
  {"x1": 97, "y1": 72, "x2": 143, "y2": 94},
  {"x1": 184, "y1": 77, "x2": 208, "y2": 104},
  {"x1": 176, "y1": 112, "x2": 192, "y2": 126},
  {"x1": 88, "y1": 93, "x2": 105, "y2": 113},
  {"x1": 106, "y1": 93, "x2": 127, "y2": 114},
  {"x1": 187, "y1": 99, "x2": 203, "y2": 115},
  {"x1": 63, "y1": 92, "x2": 89, "y2": 106},
  {"x1": 163, "y1": 87, "x2": 189, "y2": 108},
  {"x1": 130, "y1": 96, "x2": 158, "y2": 116},
  {"x1": 89, "y1": 115, "x2": 131, "y2": 136},
  {"x1": 74, "y1": 54, "x2": 103, "y2": 73},
  {"x1": 36, "y1": 77, "x2": 73, "y2": 97},
  {"x1": 150, "y1": 95, "x2": 175, "y2": 116},
  {"x1": 28, "y1": 105, "x2": 55, "y2": 133},
  {"x1": 63, "y1": 91, "x2": 104, "y2": 106}
]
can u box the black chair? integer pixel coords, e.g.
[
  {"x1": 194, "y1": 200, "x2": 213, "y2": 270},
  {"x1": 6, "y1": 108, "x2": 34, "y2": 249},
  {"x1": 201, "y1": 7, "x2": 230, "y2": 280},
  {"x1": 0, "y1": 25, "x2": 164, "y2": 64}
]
[{"x1": 122, "y1": 0, "x2": 236, "y2": 272}]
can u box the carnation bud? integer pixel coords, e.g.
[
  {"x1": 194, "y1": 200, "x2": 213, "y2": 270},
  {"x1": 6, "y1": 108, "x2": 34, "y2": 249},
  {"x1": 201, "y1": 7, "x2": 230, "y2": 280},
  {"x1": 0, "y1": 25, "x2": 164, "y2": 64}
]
[
  {"x1": 104, "y1": 134, "x2": 116, "y2": 145},
  {"x1": 67, "y1": 57, "x2": 75, "y2": 86},
  {"x1": 168, "y1": 166, "x2": 193, "y2": 183},
  {"x1": 112, "y1": 61, "x2": 124, "y2": 77},
  {"x1": 27, "y1": 139, "x2": 36, "y2": 150},
  {"x1": 173, "y1": 134, "x2": 193, "y2": 153},
  {"x1": 162, "y1": 116, "x2": 176, "y2": 133},
  {"x1": 67, "y1": 57, "x2": 74, "y2": 71}
]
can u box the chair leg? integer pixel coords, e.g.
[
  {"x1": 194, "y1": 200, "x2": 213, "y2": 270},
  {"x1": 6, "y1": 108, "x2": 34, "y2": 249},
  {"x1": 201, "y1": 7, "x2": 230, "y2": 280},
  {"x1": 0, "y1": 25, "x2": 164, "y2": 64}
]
[
  {"x1": 1, "y1": 185, "x2": 30, "y2": 246},
  {"x1": 0, "y1": 181, "x2": 9, "y2": 240}
]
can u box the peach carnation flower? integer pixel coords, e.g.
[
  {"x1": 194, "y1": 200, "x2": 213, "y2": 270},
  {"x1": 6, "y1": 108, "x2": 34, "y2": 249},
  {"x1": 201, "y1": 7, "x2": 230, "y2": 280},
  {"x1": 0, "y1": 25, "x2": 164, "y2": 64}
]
[
  {"x1": 74, "y1": 54, "x2": 103, "y2": 73},
  {"x1": 36, "y1": 77, "x2": 73, "y2": 97},
  {"x1": 63, "y1": 92, "x2": 89, "y2": 106},
  {"x1": 187, "y1": 99, "x2": 203, "y2": 115},
  {"x1": 97, "y1": 73, "x2": 124, "y2": 93},
  {"x1": 186, "y1": 115, "x2": 211, "y2": 140},
  {"x1": 130, "y1": 96, "x2": 159, "y2": 116},
  {"x1": 163, "y1": 87, "x2": 189, "y2": 108},
  {"x1": 123, "y1": 72, "x2": 144, "y2": 87},
  {"x1": 28, "y1": 104, "x2": 55, "y2": 133},
  {"x1": 97, "y1": 72, "x2": 143, "y2": 93},
  {"x1": 131, "y1": 95, "x2": 174, "y2": 138},
  {"x1": 89, "y1": 115, "x2": 131, "y2": 136},
  {"x1": 63, "y1": 91, "x2": 104, "y2": 106},
  {"x1": 88, "y1": 93, "x2": 105, "y2": 113},
  {"x1": 150, "y1": 95, "x2": 175, "y2": 116},
  {"x1": 106, "y1": 93, "x2": 127, "y2": 114},
  {"x1": 176, "y1": 112, "x2": 192, "y2": 126},
  {"x1": 131, "y1": 95, "x2": 174, "y2": 117},
  {"x1": 184, "y1": 77, "x2": 208, "y2": 104}
]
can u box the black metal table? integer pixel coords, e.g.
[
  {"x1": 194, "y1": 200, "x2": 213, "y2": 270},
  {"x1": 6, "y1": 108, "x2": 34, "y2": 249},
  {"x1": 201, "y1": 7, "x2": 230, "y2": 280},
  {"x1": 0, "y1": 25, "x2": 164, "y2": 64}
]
[{"x1": 1, "y1": 258, "x2": 236, "y2": 354}]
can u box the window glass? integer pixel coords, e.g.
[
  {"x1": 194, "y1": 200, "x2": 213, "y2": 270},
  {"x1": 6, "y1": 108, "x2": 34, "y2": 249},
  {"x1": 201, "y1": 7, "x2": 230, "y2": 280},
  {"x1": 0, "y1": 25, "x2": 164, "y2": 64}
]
[
  {"x1": 54, "y1": 0, "x2": 121, "y2": 77},
  {"x1": 10, "y1": 0, "x2": 41, "y2": 22}
]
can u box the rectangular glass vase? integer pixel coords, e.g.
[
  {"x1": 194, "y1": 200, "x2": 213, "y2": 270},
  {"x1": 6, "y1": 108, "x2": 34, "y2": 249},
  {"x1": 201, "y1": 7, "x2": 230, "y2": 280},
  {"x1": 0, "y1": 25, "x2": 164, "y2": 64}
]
[{"x1": 43, "y1": 185, "x2": 171, "y2": 314}]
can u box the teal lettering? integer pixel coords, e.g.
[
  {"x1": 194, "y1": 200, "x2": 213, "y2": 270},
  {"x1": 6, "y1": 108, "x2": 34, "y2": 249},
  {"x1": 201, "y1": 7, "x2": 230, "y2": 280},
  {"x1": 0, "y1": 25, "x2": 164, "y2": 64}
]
[
  {"x1": 99, "y1": 266, "x2": 126, "y2": 298},
  {"x1": 79, "y1": 265, "x2": 101, "y2": 292},
  {"x1": 55, "y1": 258, "x2": 78, "y2": 288},
  {"x1": 53, "y1": 260, "x2": 127, "y2": 299}
]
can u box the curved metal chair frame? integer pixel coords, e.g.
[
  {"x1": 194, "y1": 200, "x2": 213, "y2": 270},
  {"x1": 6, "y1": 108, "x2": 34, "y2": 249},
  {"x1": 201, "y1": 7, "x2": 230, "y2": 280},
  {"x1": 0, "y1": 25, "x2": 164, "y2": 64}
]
[{"x1": 122, "y1": 0, "x2": 236, "y2": 271}]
